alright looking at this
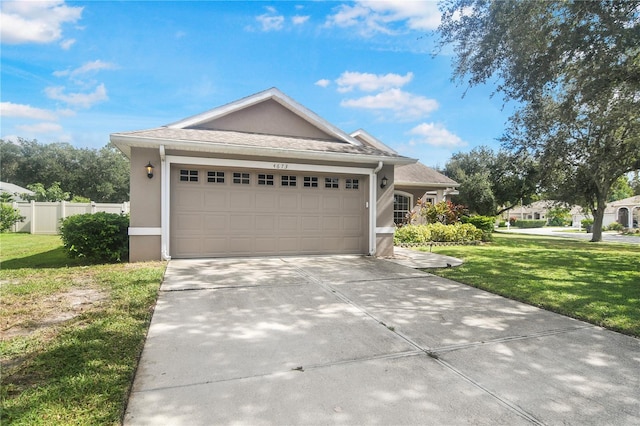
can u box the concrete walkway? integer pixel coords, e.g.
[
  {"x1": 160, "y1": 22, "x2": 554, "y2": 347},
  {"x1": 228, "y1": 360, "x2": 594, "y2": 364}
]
[{"x1": 125, "y1": 255, "x2": 639, "y2": 425}]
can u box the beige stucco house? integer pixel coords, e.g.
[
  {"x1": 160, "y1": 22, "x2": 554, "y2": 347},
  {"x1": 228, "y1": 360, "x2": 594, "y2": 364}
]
[{"x1": 112, "y1": 88, "x2": 431, "y2": 261}]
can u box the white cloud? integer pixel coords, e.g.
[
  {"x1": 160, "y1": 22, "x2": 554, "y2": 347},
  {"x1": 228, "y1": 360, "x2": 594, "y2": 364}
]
[
  {"x1": 341, "y1": 89, "x2": 438, "y2": 120},
  {"x1": 325, "y1": 1, "x2": 440, "y2": 36},
  {"x1": 0, "y1": 0, "x2": 83, "y2": 44},
  {"x1": 407, "y1": 122, "x2": 467, "y2": 148},
  {"x1": 17, "y1": 122, "x2": 63, "y2": 134},
  {"x1": 336, "y1": 71, "x2": 413, "y2": 93},
  {"x1": 315, "y1": 79, "x2": 331, "y2": 88},
  {"x1": 0, "y1": 102, "x2": 58, "y2": 121},
  {"x1": 292, "y1": 15, "x2": 310, "y2": 25},
  {"x1": 60, "y1": 38, "x2": 76, "y2": 50},
  {"x1": 257, "y1": 10, "x2": 285, "y2": 31},
  {"x1": 45, "y1": 83, "x2": 108, "y2": 108},
  {"x1": 53, "y1": 60, "x2": 117, "y2": 78}
]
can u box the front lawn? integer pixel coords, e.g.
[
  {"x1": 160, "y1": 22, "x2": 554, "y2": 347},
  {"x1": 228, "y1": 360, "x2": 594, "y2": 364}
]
[
  {"x1": 0, "y1": 234, "x2": 166, "y2": 425},
  {"x1": 427, "y1": 233, "x2": 640, "y2": 337}
]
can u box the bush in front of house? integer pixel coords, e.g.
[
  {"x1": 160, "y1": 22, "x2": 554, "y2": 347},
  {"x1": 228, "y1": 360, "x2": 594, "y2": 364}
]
[
  {"x1": 607, "y1": 222, "x2": 625, "y2": 232},
  {"x1": 394, "y1": 223, "x2": 482, "y2": 245},
  {"x1": 461, "y1": 215, "x2": 495, "y2": 241},
  {"x1": 512, "y1": 219, "x2": 546, "y2": 228},
  {"x1": 60, "y1": 212, "x2": 129, "y2": 262},
  {"x1": 0, "y1": 203, "x2": 25, "y2": 232}
]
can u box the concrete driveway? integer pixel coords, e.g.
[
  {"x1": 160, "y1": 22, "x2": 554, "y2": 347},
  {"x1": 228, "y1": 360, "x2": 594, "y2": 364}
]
[{"x1": 124, "y1": 255, "x2": 639, "y2": 425}]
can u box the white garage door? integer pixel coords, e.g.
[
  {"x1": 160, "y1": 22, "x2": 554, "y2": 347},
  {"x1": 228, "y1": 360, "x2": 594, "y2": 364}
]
[{"x1": 170, "y1": 165, "x2": 368, "y2": 258}]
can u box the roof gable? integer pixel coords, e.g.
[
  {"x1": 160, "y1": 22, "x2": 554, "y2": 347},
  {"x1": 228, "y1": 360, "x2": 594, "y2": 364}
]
[
  {"x1": 395, "y1": 162, "x2": 459, "y2": 187},
  {"x1": 350, "y1": 129, "x2": 397, "y2": 154},
  {"x1": 167, "y1": 87, "x2": 361, "y2": 145}
]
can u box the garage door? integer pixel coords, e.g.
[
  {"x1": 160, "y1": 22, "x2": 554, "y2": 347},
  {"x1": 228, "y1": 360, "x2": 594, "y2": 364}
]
[{"x1": 170, "y1": 165, "x2": 369, "y2": 258}]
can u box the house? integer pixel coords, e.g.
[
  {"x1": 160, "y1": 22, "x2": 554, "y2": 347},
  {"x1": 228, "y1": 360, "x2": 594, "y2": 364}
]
[
  {"x1": 112, "y1": 88, "x2": 424, "y2": 261},
  {"x1": 0, "y1": 181, "x2": 34, "y2": 202},
  {"x1": 393, "y1": 162, "x2": 459, "y2": 225},
  {"x1": 608, "y1": 195, "x2": 640, "y2": 228}
]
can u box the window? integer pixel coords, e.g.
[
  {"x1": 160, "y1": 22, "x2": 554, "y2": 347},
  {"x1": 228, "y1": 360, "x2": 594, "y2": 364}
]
[
  {"x1": 393, "y1": 193, "x2": 411, "y2": 225},
  {"x1": 258, "y1": 174, "x2": 274, "y2": 186},
  {"x1": 233, "y1": 172, "x2": 250, "y2": 185},
  {"x1": 281, "y1": 175, "x2": 297, "y2": 187},
  {"x1": 207, "y1": 171, "x2": 225, "y2": 183},
  {"x1": 180, "y1": 169, "x2": 198, "y2": 182},
  {"x1": 303, "y1": 176, "x2": 318, "y2": 188},
  {"x1": 325, "y1": 177, "x2": 339, "y2": 189},
  {"x1": 345, "y1": 178, "x2": 359, "y2": 190}
]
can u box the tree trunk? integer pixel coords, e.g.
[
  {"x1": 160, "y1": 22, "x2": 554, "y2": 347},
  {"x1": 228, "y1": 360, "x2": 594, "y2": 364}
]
[{"x1": 590, "y1": 198, "x2": 607, "y2": 242}]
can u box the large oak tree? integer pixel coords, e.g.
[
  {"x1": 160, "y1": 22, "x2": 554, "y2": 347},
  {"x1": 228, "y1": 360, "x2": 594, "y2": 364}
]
[{"x1": 438, "y1": 0, "x2": 640, "y2": 241}]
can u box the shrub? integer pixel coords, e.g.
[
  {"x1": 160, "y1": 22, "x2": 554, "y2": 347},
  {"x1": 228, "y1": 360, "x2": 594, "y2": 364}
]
[
  {"x1": 0, "y1": 204, "x2": 25, "y2": 232},
  {"x1": 60, "y1": 212, "x2": 129, "y2": 262},
  {"x1": 394, "y1": 223, "x2": 482, "y2": 245},
  {"x1": 513, "y1": 219, "x2": 546, "y2": 228},
  {"x1": 581, "y1": 219, "x2": 594, "y2": 228},
  {"x1": 462, "y1": 215, "x2": 495, "y2": 241},
  {"x1": 607, "y1": 222, "x2": 624, "y2": 232}
]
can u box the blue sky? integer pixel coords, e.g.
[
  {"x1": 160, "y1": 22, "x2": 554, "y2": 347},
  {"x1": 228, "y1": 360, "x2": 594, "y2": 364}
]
[{"x1": 1, "y1": 0, "x2": 513, "y2": 168}]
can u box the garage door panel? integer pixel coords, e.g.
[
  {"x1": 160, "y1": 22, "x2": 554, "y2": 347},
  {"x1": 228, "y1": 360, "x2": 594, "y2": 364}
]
[
  {"x1": 279, "y1": 216, "x2": 299, "y2": 232},
  {"x1": 343, "y1": 216, "x2": 361, "y2": 231},
  {"x1": 175, "y1": 214, "x2": 203, "y2": 232},
  {"x1": 323, "y1": 196, "x2": 341, "y2": 210},
  {"x1": 176, "y1": 191, "x2": 204, "y2": 210},
  {"x1": 203, "y1": 214, "x2": 228, "y2": 231},
  {"x1": 255, "y1": 215, "x2": 276, "y2": 231},
  {"x1": 301, "y1": 194, "x2": 320, "y2": 210},
  {"x1": 301, "y1": 216, "x2": 321, "y2": 232},
  {"x1": 171, "y1": 165, "x2": 368, "y2": 258},
  {"x1": 255, "y1": 192, "x2": 276, "y2": 209},
  {"x1": 278, "y1": 237, "x2": 299, "y2": 252},
  {"x1": 204, "y1": 192, "x2": 228, "y2": 210},
  {"x1": 230, "y1": 214, "x2": 254, "y2": 231},
  {"x1": 230, "y1": 192, "x2": 254, "y2": 209},
  {"x1": 278, "y1": 194, "x2": 298, "y2": 210}
]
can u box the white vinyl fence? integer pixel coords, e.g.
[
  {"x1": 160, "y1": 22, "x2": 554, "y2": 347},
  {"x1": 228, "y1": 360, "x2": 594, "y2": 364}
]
[{"x1": 11, "y1": 201, "x2": 130, "y2": 234}]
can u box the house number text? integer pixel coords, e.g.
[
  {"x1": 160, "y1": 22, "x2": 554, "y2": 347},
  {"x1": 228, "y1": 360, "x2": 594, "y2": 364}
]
[{"x1": 273, "y1": 163, "x2": 288, "y2": 170}]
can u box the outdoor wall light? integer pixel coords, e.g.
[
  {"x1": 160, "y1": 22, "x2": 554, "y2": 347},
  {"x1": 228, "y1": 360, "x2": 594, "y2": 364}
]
[
  {"x1": 145, "y1": 161, "x2": 154, "y2": 179},
  {"x1": 380, "y1": 175, "x2": 388, "y2": 189}
]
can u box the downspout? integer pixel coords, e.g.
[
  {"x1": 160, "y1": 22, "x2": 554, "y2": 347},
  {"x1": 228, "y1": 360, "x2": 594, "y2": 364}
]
[
  {"x1": 159, "y1": 145, "x2": 171, "y2": 260},
  {"x1": 369, "y1": 161, "x2": 383, "y2": 256}
]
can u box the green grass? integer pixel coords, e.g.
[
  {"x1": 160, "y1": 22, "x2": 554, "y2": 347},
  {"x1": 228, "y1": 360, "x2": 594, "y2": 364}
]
[
  {"x1": 0, "y1": 234, "x2": 166, "y2": 425},
  {"x1": 426, "y1": 233, "x2": 640, "y2": 337}
]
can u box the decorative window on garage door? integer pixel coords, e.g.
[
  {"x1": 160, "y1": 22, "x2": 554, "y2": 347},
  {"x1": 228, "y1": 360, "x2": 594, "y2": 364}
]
[
  {"x1": 281, "y1": 175, "x2": 297, "y2": 187},
  {"x1": 180, "y1": 169, "x2": 198, "y2": 182},
  {"x1": 304, "y1": 176, "x2": 318, "y2": 188},
  {"x1": 325, "y1": 177, "x2": 339, "y2": 188},
  {"x1": 258, "y1": 174, "x2": 274, "y2": 186},
  {"x1": 345, "y1": 178, "x2": 359, "y2": 190},
  {"x1": 233, "y1": 172, "x2": 250, "y2": 184},
  {"x1": 207, "y1": 171, "x2": 225, "y2": 183}
]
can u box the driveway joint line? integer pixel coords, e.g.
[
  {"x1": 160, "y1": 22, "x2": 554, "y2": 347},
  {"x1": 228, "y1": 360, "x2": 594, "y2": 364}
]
[{"x1": 435, "y1": 357, "x2": 546, "y2": 425}]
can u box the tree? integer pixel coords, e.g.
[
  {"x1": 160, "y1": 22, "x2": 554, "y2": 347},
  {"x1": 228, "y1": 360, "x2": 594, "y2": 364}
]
[
  {"x1": 609, "y1": 175, "x2": 634, "y2": 202},
  {"x1": 443, "y1": 146, "x2": 538, "y2": 216},
  {"x1": 438, "y1": 1, "x2": 640, "y2": 241},
  {"x1": 23, "y1": 182, "x2": 70, "y2": 202},
  {"x1": 0, "y1": 139, "x2": 129, "y2": 202}
]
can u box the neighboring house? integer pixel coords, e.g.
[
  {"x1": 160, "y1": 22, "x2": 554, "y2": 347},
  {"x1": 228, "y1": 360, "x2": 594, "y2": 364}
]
[
  {"x1": 503, "y1": 197, "x2": 640, "y2": 229},
  {"x1": 608, "y1": 195, "x2": 640, "y2": 228},
  {"x1": 111, "y1": 88, "x2": 417, "y2": 261},
  {"x1": 0, "y1": 181, "x2": 34, "y2": 202}
]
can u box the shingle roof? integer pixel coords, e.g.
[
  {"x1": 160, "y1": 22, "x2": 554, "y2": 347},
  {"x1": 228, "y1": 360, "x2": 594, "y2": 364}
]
[
  {"x1": 395, "y1": 162, "x2": 458, "y2": 186},
  {"x1": 112, "y1": 127, "x2": 414, "y2": 163}
]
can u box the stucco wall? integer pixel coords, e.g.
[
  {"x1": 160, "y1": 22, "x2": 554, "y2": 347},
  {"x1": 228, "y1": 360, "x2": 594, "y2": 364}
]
[
  {"x1": 376, "y1": 164, "x2": 395, "y2": 257},
  {"x1": 129, "y1": 147, "x2": 162, "y2": 261}
]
